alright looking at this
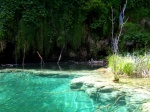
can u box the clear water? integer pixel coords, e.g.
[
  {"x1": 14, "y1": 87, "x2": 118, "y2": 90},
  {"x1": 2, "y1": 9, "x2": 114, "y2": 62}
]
[
  {"x1": 0, "y1": 71, "x2": 142, "y2": 112},
  {"x1": 0, "y1": 72, "x2": 95, "y2": 112}
]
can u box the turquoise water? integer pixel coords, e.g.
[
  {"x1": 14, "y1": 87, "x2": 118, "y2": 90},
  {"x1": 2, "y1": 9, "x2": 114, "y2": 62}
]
[
  {"x1": 0, "y1": 72, "x2": 95, "y2": 112},
  {"x1": 0, "y1": 71, "x2": 142, "y2": 112}
]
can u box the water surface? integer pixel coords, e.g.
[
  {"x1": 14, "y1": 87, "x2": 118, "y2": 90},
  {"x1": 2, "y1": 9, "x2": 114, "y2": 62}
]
[
  {"x1": 0, "y1": 64, "x2": 143, "y2": 112},
  {"x1": 0, "y1": 71, "x2": 95, "y2": 112}
]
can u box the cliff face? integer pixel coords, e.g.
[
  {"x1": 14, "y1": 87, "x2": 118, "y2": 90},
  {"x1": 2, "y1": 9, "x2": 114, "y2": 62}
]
[{"x1": 0, "y1": 0, "x2": 149, "y2": 63}]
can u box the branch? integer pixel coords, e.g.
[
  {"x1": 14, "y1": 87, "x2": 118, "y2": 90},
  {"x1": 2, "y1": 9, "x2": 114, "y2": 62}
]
[
  {"x1": 22, "y1": 41, "x2": 26, "y2": 68},
  {"x1": 109, "y1": 17, "x2": 116, "y2": 22},
  {"x1": 111, "y1": 7, "x2": 114, "y2": 41},
  {"x1": 123, "y1": 16, "x2": 129, "y2": 25},
  {"x1": 117, "y1": 17, "x2": 129, "y2": 41},
  {"x1": 57, "y1": 44, "x2": 65, "y2": 64},
  {"x1": 37, "y1": 51, "x2": 44, "y2": 67}
]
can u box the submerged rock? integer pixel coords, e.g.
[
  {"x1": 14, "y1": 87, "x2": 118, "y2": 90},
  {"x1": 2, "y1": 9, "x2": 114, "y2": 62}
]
[
  {"x1": 70, "y1": 75, "x2": 150, "y2": 112},
  {"x1": 85, "y1": 88, "x2": 98, "y2": 98},
  {"x1": 70, "y1": 79, "x2": 83, "y2": 89}
]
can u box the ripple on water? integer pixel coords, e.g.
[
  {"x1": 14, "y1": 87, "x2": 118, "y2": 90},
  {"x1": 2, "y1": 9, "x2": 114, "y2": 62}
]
[
  {"x1": 1, "y1": 71, "x2": 145, "y2": 112},
  {"x1": 0, "y1": 71, "x2": 96, "y2": 112}
]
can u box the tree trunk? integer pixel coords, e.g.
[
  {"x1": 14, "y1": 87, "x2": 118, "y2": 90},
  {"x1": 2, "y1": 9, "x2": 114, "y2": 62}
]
[
  {"x1": 111, "y1": 0, "x2": 128, "y2": 82},
  {"x1": 22, "y1": 42, "x2": 26, "y2": 69},
  {"x1": 37, "y1": 51, "x2": 44, "y2": 69},
  {"x1": 57, "y1": 44, "x2": 65, "y2": 64}
]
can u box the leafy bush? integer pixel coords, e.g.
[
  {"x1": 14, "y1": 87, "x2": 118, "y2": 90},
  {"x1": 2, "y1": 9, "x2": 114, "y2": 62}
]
[
  {"x1": 108, "y1": 54, "x2": 150, "y2": 77},
  {"x1": 122, "y1": 63, "x2": 134, "y2": 76},
  {"x1": 148, "y1": 59, "x2": 150, "y2": 69},
  {"x1": 120, "y1": 22, "x2": 150, "y2": 53}
]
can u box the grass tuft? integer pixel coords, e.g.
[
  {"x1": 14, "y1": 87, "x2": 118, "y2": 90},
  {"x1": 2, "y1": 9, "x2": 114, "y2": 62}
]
[{"x1": 108, "y1": 53, "x2": 150, "y2": 77}]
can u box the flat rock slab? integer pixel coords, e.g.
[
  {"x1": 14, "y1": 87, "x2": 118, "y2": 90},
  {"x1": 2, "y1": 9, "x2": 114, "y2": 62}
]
[
  {"x1": 141, "y1": 102, "x2": 150, "y2": 112},
  {"x1": 70, "y1": 75, "x2": 150, "y2": 112}
]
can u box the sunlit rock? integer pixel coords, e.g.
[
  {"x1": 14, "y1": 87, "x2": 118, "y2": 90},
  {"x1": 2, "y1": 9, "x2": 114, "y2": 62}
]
[
  {"x1": 85, "y1": 88, "x2": 97, "y2": 98},
  {"x1": 98, "y1": 86, "x2": 114, "y2": 93},
  {"x1": 70, "y1": 75, "x2": 150, "y2": 112},
  {"x1": 70, "y1": 79, "x2": 83, "y2": 89},
  {"x1": 141, "y1": 102, "x2": 150, "y2": 112}
]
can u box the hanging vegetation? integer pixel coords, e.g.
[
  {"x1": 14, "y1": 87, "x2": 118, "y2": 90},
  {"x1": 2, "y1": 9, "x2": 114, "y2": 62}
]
[{"x1": 0, "y1": 0, "x2": 149, "y2": 63}]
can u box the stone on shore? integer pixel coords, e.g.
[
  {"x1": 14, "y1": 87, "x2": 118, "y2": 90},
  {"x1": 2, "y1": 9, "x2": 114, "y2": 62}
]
[
  {"x1": 141, "y1": 102, "x2": 150, "y2": 112},
  {"x1": 70, "y1": 75, "x2": 150, "y2": 111}
]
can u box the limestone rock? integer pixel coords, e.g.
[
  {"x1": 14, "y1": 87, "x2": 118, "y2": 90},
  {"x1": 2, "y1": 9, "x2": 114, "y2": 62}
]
[
  {"x1": 141, "y1": 102, "x2": 150, "y2": 112},
  {"x1": 98, "y1": 86, "x2": 114, "y2": 93},
  {"x1": 70, "y1": 81, "x2": 83, "y2": 89},
  {"x1": 70, "y1": 75, "x2": 150, "y2": 112},
  {"x1": 86, "y1": 88, "x2": 98, "y2": 98},
  {"x1": 70, "y1": 78, "x2": 84, "y2": 89}
]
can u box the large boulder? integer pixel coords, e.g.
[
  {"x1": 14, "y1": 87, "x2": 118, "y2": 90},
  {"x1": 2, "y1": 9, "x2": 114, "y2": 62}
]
[{"x1": 70, "y1": 79, "x2": 83, "y2": 89}]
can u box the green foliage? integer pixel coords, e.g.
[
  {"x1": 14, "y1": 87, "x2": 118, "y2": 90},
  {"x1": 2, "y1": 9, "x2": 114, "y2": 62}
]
[
  {"x1": 57, "y1": 36, "x2": 65, "y2": 47},
  {"x1": 0, "y1": 0, "x2": 86, "y2": 57},
  {"x1": 108, "y1": 54, "x2": 150, "y2": 77},
  {"x1": 122, "y1": 63, "x2": 134, "y2": 76},
  {"x1": 121, "y1": 22, "x2": 150, "y2": 51},
  {"x1": 0, "y1": 0, "x2": 150, "y2": 62},
  {"x1": 148, "y1": 60, "x2": 150, "y2": 69},
  {"x1": 127, "y1": 0, "x2": 150, "y2": 21},
  {"x1": 78, "y1": 0, "x2": 111, "y2": 39}
]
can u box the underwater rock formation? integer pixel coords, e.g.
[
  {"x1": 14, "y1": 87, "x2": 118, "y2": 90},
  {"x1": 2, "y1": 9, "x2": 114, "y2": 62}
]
[{"x1": 70, "y1": 76, "x2": 150, "y2": 112}]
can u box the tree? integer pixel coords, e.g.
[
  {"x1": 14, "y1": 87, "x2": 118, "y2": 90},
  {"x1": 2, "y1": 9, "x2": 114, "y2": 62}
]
[{"x1": 110, "y1": 0, "x2": 128, "y2": 82}]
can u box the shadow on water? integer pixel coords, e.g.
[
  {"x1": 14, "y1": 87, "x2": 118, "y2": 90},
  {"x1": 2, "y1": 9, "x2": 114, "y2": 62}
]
[{"x1": 0, "y1": 62, "x2": 102, "y2": 71}]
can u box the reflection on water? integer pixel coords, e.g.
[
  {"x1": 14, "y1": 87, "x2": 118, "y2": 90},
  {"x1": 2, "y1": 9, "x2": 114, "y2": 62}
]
[{"x1": 0, "y1": 62, "x2": 102, "y2": 71}]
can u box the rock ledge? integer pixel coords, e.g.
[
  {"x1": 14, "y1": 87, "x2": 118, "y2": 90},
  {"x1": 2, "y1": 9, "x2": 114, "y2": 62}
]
[{"x1": 70, "y1": 75, "x2": 150, "y2": 112}]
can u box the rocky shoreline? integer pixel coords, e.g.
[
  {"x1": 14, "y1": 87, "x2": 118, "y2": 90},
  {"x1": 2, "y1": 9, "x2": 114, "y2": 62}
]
[
  {"x1": 1, "y1": 68, "x2": 150, "y2": 111},
  {"x1": 70, "y1": 75, "x2": 150, "y2": 112}
]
